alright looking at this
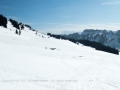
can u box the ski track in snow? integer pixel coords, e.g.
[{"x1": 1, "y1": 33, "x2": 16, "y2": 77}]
[{"x1": 0, "y1": 26, "x2": 120, "y2": 90}]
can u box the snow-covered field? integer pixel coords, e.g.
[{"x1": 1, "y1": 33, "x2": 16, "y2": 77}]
[{"x1": 0, "y1": 26, "x2": 120, "y2": 90}]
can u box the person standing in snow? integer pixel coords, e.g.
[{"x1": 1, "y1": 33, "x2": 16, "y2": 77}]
[
  {"x1": 19, "y1": 30, "x2": 21, "y2": 35},
  {"x1": 15, "y1": 29, "x2": 18, "y2": 35}
]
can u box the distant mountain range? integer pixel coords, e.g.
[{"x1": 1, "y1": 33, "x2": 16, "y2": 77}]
[{"x1": 62, "y1": 29, "x2": 120, "y2": 50}]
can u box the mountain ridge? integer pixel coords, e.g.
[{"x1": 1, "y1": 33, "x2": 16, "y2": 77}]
[{"x1": 62, "y1": 29, "x2": 120, "y2": 50}]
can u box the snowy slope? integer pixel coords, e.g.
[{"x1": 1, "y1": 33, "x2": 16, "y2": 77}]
[{"x1": 0, "y1": 26, "x2": 120, "y2": 90}]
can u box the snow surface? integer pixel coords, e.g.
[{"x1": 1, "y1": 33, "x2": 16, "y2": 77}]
[{"x1": 0, "y1": 26, "x2": 120, "y2": 90}]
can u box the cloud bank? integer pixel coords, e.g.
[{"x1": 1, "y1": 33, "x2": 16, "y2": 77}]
[
  {"x1": 102, "y1": 1, "x2": 120, "y2": 5},
  {"x1": 39, "y1": 23, "x2": 120, "y2": 34}
]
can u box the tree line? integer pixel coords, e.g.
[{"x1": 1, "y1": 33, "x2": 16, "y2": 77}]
[
  {"x1": 47, "y1": 33, "x2": 119, "y2": 55},
  {"x1": 0, "y1": 14, "x2": 7, "y2": 28}
]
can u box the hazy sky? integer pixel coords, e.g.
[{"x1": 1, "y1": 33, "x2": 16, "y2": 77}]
[{"x1": 0, "y1": 0, "x2": 120, "y2": 33}]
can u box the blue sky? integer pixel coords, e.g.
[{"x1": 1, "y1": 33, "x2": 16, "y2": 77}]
[{"x1": 0, "y1": 0, "x2": 120, "y2": 33}]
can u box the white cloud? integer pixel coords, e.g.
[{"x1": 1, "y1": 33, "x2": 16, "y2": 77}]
[
  {"x1": 24, "y1": 22, "x2": 38, "y2": 25},
  {"x1": 47, "y1": 23, "x2": 58, "y2": 25},
  {"x1": 38, "y1": 23, "x2": 120, "y2": 34},
  {"x1": 7, "y1": 16, "x2": 19, "y2": 20},
  {"x1": 102, "y1": 1, "x2": 120, "y2": 5},
  {"x1": 62, "y1": 16, "x2": 71, "y2": 18}
]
